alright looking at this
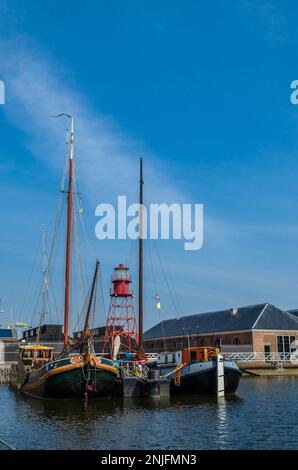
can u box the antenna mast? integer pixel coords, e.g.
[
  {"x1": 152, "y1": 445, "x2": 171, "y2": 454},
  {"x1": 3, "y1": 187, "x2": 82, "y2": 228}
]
[{"x1": 37, "y1": 225, "x2": 49, "y2": 343}]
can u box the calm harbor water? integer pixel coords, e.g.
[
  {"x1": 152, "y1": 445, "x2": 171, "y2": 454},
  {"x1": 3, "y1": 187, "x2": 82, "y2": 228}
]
[{"x1": 0, "y1": 377, "x2": 297, "y2": 450}]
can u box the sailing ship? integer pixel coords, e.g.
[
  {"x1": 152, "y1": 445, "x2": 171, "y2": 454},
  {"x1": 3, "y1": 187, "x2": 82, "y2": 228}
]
[{"x1": 10, "y1": 116, "x2": 119, "y2": 399}]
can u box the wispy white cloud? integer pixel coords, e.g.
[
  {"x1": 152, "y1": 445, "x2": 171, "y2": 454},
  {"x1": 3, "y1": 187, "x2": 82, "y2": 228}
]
[{"x1": 0, "y1": 36, "x2": 182, "y2": 206}]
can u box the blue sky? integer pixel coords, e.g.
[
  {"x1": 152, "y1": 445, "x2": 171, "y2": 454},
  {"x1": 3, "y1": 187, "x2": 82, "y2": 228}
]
[{"x1": 0, "y1": 0, "x2": 298, "y2": 331}]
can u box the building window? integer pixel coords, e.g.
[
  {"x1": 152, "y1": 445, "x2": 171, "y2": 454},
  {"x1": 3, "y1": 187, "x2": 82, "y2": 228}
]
[
  {"x1": 215, "y1": 338, "x2": 221, "y2": 347},
  {"x1": 199, "y1": 338, "x2": 206, "y2": 347},
  {"x1": 233, "y1": 338, "x2": 241, "y2": 345},
  {"x1": 277, "y1": 336, "x2": 296, "y2": 353}
]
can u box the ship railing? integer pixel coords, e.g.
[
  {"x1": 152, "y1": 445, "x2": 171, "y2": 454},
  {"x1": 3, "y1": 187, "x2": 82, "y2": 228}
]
[
  {"x1": 222, "y1": 352, "x2": 298, "y2": 363},
  {"x1": 145, "y1": 353, "x2": 158, "y2": 359},
  {"x1": 94, "y1": 352, "x2": 158, "y2": 360}
]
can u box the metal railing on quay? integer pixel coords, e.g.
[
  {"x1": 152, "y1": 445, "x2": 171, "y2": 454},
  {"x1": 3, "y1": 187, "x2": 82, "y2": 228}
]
[{"x1": 222, "y1": 352, "x2": 298, "y2": 363}]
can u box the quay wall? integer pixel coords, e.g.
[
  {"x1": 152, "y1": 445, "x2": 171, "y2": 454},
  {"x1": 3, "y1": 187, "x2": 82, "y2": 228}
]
[
  {"x1": 0, "y1": 364, "x2": 12, "y2": 384},
  {"x1": 238, "y1": 361, "x2": 298, "y2": 369}
]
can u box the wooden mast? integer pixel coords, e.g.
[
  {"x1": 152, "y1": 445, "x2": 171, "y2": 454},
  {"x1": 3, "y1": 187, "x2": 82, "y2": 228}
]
[
  {"x1": 80, "y1": 260, "x2": 99, "y2": 353},
  {"x1": 64, "y1": 118, "x2": 74, "y2": 347},
  {"x1": 138, "y1": 157, "x2": 145, "y2": 360}
]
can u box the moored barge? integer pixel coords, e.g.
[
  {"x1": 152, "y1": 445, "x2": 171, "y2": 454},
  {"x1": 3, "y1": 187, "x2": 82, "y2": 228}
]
[{"x1": 156, "y1": 346, "x2": 241, "y2": 395}]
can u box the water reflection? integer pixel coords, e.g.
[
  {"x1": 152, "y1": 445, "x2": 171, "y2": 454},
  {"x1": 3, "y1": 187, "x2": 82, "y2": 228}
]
[
  {"x1": 21, "y1": 394, "x2": 172, "y2": 423},
  {"x1": 217, "y1": 397, "x2": 228, "y2": 447},
  {"x1": 1, "y1": 378, "x2": 298, "y2": 450},
  {"x1": 171, "y1": 393, "x2": 241, "y2": 408}
]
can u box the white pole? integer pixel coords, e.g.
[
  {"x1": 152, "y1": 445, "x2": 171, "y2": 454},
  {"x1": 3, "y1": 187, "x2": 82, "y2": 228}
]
[
  {"x1": 0, "y1": 341, "x2": 4, "y2": 364},
  {"x1": 217, "y1": 353, "x2": 225, "y2": 398}
]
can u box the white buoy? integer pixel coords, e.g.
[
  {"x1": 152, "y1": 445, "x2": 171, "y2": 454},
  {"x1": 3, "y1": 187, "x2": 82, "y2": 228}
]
[{"x1": 217, "y1": 353, "x2": 225, "y2": 398}]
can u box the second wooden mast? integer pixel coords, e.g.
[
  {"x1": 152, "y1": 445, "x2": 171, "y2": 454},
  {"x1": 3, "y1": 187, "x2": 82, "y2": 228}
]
[
  {"x1": 138, "y1": 157, "x2": 145, "y2": 359},
  {"x1": 64, "y1": 117, "x2": 74, "y2": 347}
]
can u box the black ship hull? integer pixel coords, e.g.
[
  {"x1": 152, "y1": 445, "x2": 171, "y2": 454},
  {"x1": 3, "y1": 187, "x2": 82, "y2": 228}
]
[
  {"x1": 159, "y1": 361, "x2": 241, "y2": 396},
  {"x1": 170, "y1": 366, "x2": 241, "y2": 395},
  {"x1": 10, "y1": 356, "x2": 119, "y2": 400}
]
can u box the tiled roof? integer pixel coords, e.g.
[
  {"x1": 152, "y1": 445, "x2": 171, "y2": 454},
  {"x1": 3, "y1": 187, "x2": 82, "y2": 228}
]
[
  {"x1": 144, "y1": 303, "x2": 298, "y2": 340},
  {"x1": 288, "y1": 309, "x2": 298, "y2": 317}
]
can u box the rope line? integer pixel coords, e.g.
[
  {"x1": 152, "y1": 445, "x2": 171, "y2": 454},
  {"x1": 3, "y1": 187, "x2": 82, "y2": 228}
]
[{"x1": 0, "y1": 437, "x2": 16, "y2": 450}]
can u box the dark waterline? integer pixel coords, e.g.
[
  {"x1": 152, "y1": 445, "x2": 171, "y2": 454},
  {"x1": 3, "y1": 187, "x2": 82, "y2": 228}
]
[{"x1": 0, "y1": 377, "x2": 297, "y2": 450}]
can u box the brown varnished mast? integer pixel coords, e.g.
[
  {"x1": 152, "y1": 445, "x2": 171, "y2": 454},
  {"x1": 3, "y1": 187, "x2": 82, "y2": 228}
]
[
  {"x1": 80, "y1": 260, "x2": 100, "y2": 353},
  {"x1": 64, "y1": 118, "x2": 74, "y2": 347},
  {"x1": 138, "y1": 157, "x2": 145, "y2": 359}
]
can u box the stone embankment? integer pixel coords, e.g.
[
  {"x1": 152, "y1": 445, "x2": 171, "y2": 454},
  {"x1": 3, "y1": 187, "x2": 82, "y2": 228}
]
[{"x1": 0, "y1": 364, "x2": 11, "y2": 383}]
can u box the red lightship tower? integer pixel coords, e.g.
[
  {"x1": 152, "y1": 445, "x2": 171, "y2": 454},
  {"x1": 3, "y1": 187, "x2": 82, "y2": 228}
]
[{"x1": 103, "y1": 264, "x2": 139, "y2": 357}]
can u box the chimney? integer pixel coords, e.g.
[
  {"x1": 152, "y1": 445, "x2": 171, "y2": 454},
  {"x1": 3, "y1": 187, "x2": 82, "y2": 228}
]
[{"x1": 231, "y1": 307, "x2": 238, "y2": 316}]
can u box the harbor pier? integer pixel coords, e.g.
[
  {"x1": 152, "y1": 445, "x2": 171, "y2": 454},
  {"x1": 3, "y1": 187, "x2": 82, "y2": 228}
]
[{"x1": 118, "y1": 367, "x2": 170, "y2": 398}]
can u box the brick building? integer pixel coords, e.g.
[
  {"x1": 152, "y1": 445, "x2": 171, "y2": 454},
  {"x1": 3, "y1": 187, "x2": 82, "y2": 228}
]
[
  {"x1": 0, "y1": 327, "x2": 19, "y2": 363},
  {"x1": 0, "y1": 327, "x2": 18, "y2": 342},
  {"x1": 22, "y1": 324, "x2": 63, "y2": 342},
  {"x1": 143, "y1": 303, "x2": 298, "y2": 354}
]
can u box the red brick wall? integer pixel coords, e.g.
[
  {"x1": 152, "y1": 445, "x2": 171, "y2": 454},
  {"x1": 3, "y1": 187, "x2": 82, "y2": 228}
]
[{"x1": 252, "y1": 331, "x2": 298, "y2": 352}]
